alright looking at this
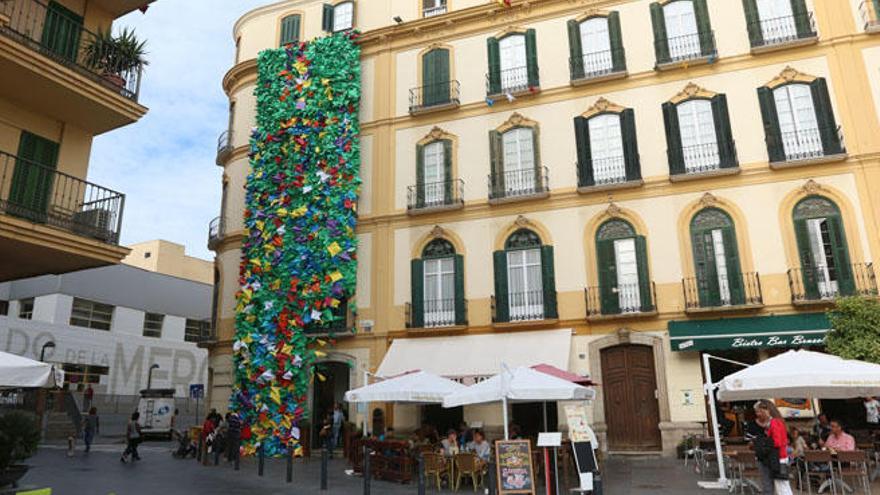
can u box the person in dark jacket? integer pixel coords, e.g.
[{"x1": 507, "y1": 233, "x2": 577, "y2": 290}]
[{"x1": 753, "y1": 400, "x2": 793, "y2": 495}]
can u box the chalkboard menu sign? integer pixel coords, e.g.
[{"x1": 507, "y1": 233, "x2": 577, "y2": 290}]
[{"x1": 494, "y1": 440, "x2": 535, "y2": 495}]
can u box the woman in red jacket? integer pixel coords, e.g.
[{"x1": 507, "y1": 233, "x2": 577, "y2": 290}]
[{"x1": 754, "y1": 400, "x2": 794, "y2": 495}]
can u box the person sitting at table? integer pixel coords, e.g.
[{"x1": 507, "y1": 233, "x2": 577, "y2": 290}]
[
  {"x1": 811, "y1": 413, "x2": 832, "y2": 447},
  {"x1": 440, "y1": 429, "x2": 460, "y2": 457},
  {"x1": 467, "y1": 430, "x2": 491, "y2": 463},
  {"x1": 789, "y1": 428, "x2": 807, "y2": 459},
  {"x1": 820, "y1": 420, "x2": 855, "y2": 452}
]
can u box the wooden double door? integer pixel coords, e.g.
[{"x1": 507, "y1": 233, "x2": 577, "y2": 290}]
[{"x1": 601, "y1": 344, "x2": 662, "y2": 451}]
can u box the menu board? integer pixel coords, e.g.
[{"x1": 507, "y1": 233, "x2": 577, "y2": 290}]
[{"x1": 494, "y1": 440, "x2": 535, "y2": 495}]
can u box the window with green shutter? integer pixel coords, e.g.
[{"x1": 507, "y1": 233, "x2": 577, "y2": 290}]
[
  {"x1": 415, "y1": 139, "x2": 452, "y2": 208},
  {"x1": 10, "y1": 131, "x2": 60, "y2": 221},
  {"x1": 595, "y1": 220, "x2": 652, "y2": 315},
  {"x1": 422, "y1": 48, "x2": 451, "y2": 107},
  {"x1": 574, "y1": 108, "x2": 641, "y2": 189},
  {"x1": 488, "y1": 30, "x2": 538, "y2": 95},
  {"x1": 651, "y1": 0, "x2": 715, "y2": 66},
  {"x1": 411, "y1": 239, "x2": 463, "y2": 328},
  {"x1": 42, "y1": 1, "x2": 83, "y2": 62},
  {"x1": 792, "y1": 196, "x2": 854, "y2": 299},
  {"x1": 690, "y1": 208, "x2": 745, "y2": 307},
  {"x1": 567, "y1": 13, "x2": 626, "y2": 82},
  {"x1": 663, "y1": 93, "x2": 736, "y2": 176},
  {"x1": 279, "y1": 14, "x2": 301, "y2": 46},
  {"x1": 497, "y1": 229, "x2": 551, "y2": 322},
  {"x1": 744, "y1": 0, "x2": 815, "y2": 48}
]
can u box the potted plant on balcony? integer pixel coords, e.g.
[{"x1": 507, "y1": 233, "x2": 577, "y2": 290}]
[
  {"x1": 83, "y1": 27, "x2": 147, "y2": 90},
  {"x1": 0, "y1": 411, "x2": 40, "y2": 488}
]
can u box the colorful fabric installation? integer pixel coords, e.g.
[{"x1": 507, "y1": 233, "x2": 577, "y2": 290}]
[{"x1": 231, "y1": 31, "x2": 361, "y2": 457}]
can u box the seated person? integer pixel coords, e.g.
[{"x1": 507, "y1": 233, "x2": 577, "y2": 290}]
[
  {"x1": 789, "y1": 428, "x2": 807, "y2": 459},
  {"x1": 811, "y1": 413, "x2": 832, "y2": 447},
  {"x1": 440, "y1": 429, "x2": 459, "y2": 457},
  {"x1": 820, "y1": 420, "x2": 855, "y2": 452},
  {"x1": 467, "y1": 430, "x2": 491, "y2": 464}
]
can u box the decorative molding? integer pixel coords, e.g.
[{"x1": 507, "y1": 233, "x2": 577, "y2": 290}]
[
  {"x1": 766, "y1": 66, "x2": 817, "y2": 89},
  {"x1": 574, "y1": 8, "x2": 611, "y2": 22},
  {"x1": 494, "y1": 25, "x2": 528, "y2": 38},
  {"x1": 699, "y1": 192, "x2": 718, "y2": 208},
  {"x1": 616, "y1": 327, "x2": 631, "y2": 344},
  {"x1": 669, "y1": 82, "x2": 717, "y2": 104},
  {"x1": 417, "y1": 126, "x2": 455, "y2": 145},
  {"x1": 582, "y1": 97, "x2": 626, "y2": 118},
  {"x1": 497, "y1": 112, "x2": 538, "y2": 132},
  {"x1": 514, "y1": 215, "x2": 534, "y2": 228},
  {"x1": 800, "y1": 179, "x2": 824, "y2": 196},
  {"x1": 604, "y1": 202, "x2": 623, "y2": 218},
  {"x1": 430, "y1": 225, "x2": 446, "y2": 239}
]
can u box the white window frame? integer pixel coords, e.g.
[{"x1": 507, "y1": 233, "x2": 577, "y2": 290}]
[
  {"x1": 423, "y1": 0, "x2": 446, "y2": 17},
  {"x1": 709, "y1": 229, "x2": 733, "y2": 306},
  {"x1": 756, "y1": 0, "x2": 797, "y2": 43},
  {"x1": 806, "y1": 217, "x2": 839, "y2": 299},
  {"x1": 579, "y1": 17, "x2": 613, "y2": 76},
  {"x1": 663, "y1": 0, "x2": 700, "y2": 60},
  {"x1": 423, "y1": 257, "x2": 455, "y2": 327},
  {"x1": 333, "y1": 2, "x2": 354, "y2": 32},
  {"x1": 422, "y1": 141, "x2": 445, "y2": 206},
  {"x1": 18, "y1": 298, "x2": 34, "y2": 320},
  {"x1": 70, "y1": 298, "x2": 114, "y2": 331},
  {"x1": 588, "y1": 113, "x2": 626, "y2": 185},
  {"x1": 502, "y1": 128, "x2": 536, "y2": 195},
  {"x1": 613, "y1": 238, "x2": 641, "y2": 313},
  {"x1": 677, "y1": 99, "x2": 719, "y2": 172},
  {"x1": 499, "y1": 34, "x2": 527, "y2": 92},
  {"x1": 773, "y1": 83, "x2": 822, "y2": 160},
  {"x1": 506, "y1": 248, "x2": 543, "y2": 321}
]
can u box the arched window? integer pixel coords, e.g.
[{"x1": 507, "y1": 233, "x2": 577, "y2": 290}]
[
  {"x1": 493, "y1": 229, "x2": 557, "y2": 322},
  {"x1": 595, "y1": 219, "x2": 652, "y2": 314},
  {"x1": 415, "y1": 140, "x2": 452, "y2": 208},
  {"x1": 690, "y1": 208, "x2": 745, "y2": 307},
  {"x1": 279, "y1": 14, "x2": 301, "y2": 46},
  {"x1": 792, "y1": 196, "x2": 853, "y2": 299},
  {"x1": 410, "y1": 239, "x2": 464, "y2": 328},
  {"x1": 421, "y1": 48, "x2": 451, "y2": 107}
]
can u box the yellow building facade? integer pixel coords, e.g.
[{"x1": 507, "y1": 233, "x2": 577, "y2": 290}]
[
  {"x1": 210, "y1": 0, "x2": 880, "y2": 454},
  {"x1": 0, "y1": 0, "x2": 152, "y2": 281}
]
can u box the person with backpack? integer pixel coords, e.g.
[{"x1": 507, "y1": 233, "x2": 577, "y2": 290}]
[
  {"x1": 121, "y1": 411, "x2": 142, "y2": 463},
  {"x1": 753, "y1": 400, "x2": 793, "y2": 495}
]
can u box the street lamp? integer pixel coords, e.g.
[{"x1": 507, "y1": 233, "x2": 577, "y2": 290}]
[
  {"x1": 39, "y1": 341, "x2": 56, "y2": 361},
  {"x1": 147, "y1": 364, "x2": 160, "y2": 390}
]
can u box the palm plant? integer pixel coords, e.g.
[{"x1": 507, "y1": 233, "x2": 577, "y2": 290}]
[{"x1": 83, "y1": 27, "x2": 147, "y2": 78}]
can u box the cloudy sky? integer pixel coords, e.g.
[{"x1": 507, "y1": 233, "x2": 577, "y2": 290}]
[{"x1": 87, "y1": 1, "x2": 258, "y2": 260}]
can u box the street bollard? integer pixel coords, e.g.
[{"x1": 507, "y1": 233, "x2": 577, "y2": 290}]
[
  {"x1": 258, "y1": 443, "x2": 265, "y2": 477},
  {"x1": 487, "y1": 460, "x2": 497, "y2": 495},
  {"x1": 321, "y1": 445, "x2": 329, "y2": 490},
  {"x1": 363, "y1": 444, "x2": 371, "y2": 495},
  {"x1": 286, "y1": 450, "x2": 293, "y2": 483},
  {"x1": 417, "y1": 454, "x2": 426, "y2": 495}
]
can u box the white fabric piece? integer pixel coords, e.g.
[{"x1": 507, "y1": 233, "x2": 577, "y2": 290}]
[
  {"x1": 0, "y1": 350, "x2": 63, "y2": 389},
  {"x1": 442, "y1": 366, "x2": 595, "y2": 408},
  {"x1": 344, "y1": 370, "x2": 466, "y2": 404},
  {"x1": 716, "y1": 349, "x2": 880, "y2": 401}
]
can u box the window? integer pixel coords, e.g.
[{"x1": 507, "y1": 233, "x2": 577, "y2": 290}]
[
  {"x1": 568, "y1": 14, "x2": 625, "y2": 81},
  {"x1": 18, "y1": 298, "x2": 34, "y2": 320},
  {"x1": 420, "y1": 48, "x2": 451, "y2": 108},
  {"x1": 42, "y1": 1, "x2": 84, "y2": 62},
  {"x1": 574, "y1": 107, "x2": 640, "y2": 188},
  {"x1": 423, "y1": 0, "x2": 446, "y2": 17},
  {"x1": 280, "y1": 14, "x2": 301, "y2": 46},
  {"x1": 492, "y1": 229, "x2": 557, "y2": 322},
  {"x1": 185, "y1": 319, "x2": 211, "y2": 343},
  {"x1": 757, "y1": 77, "x2": 843, "y2": 163},
  {"x1": 744, "y1": 0, "x2": 814, "y2": 47},
  {"x1": 589, "y1": 114, "x2": 625, "y2": 184},
  {"x1": 334, "y1": 2, "x2": 354, "y2": 31},
  {"x1": 663, "y1": 92, "x2": 737, "y2": 177},
  {"x1": 144, "y1": 251, "x2": 151, "y2": 259},
  {"x1": 690, "y1": 209, "x2": 745, "y2": 307},
  {"x1": 70, "y1": 298, "x2": 113, "y2": 330},
  {"x1": 417, "y1": 141, "x2": 449, "y2": 207},
  {"x1": 410, "y1": 239, "x2": 464, "y2": 328},
  {"x1": 486, "y1": 30, "x2": 538, "y2": 95},
  {"x1": 595, "y1": 220, "x2": 652, "y2": 314},
  {"x1": 11, "y1": 131, "x2": 60, "y2": 220},
  {"x1": 650, "y1": 0, "x2": 715, "y2": 65},
  {"x1": 0, "y1": 300, "x2": 8, "y2": 316},
  {"x1": 793, "y1": 197, "x2": 853, "y2": 299},
  {"x1": 143, "y1": 313, "x2": 164, "y2": 338}
]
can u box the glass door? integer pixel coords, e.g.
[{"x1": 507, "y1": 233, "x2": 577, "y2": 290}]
[
  {"x1": 507, "y1": 248, "x2": 543, "y2": 320},
  {"x1": 613, "y1": 238, "x2": 641, "y2": 312}
]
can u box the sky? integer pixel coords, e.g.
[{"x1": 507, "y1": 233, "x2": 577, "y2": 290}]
[{"x1": 87, "y1": 1, "x2": 259, "y2": 261}]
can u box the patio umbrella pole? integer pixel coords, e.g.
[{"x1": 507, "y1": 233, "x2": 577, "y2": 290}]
[
  {"x1": 542, "y1": 402, "x2": 548, "y2": 432},
  {"x1": 697, "y1": 353, "x2": 728, "y2": 490},
  {"x1": 503, "y1": 396, "x2": 509, "y2": 440}
]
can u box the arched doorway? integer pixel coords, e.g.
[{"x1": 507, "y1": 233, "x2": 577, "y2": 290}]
[
  {"x1": 600, "y1": 344, "x2": 661, "y2": 451},
  {"x1": 311, "y1": 361, "x2": 351, "y2": 442}
]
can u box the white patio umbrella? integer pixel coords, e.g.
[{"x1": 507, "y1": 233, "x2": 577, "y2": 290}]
[
  {"x1": 0, "y1": 350, "x2": 64, "y2": 389},
  {"x1": 344, "y1": 370, "x2": 466, "y2": 404},
  {"x1": 442, "y1": 366, "x2": 595, "y2": 439}
]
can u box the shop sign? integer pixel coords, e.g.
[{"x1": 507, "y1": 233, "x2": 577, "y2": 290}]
[{"x1": 669, "y1": 313, "x2": 830, "y2": 352}]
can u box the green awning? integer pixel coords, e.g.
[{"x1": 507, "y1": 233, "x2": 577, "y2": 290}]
[{"x1": 669, "y1": 313, "x2": 830, "y2": 352}]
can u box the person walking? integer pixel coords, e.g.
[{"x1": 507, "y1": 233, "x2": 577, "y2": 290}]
[
  {"x1": 753, "y1": 400, "x2": 793, "y2": 495},
  {"x1": 331, "y1": 402, "x2": 344, "y2": 451},
  {"x1": 226, "y1": 411, "x2": 242, "y2": 464},
  {"x1": 82, "y1": 407, "x2": 99, "y2": 453},
  {"x1": 83, "y1": 384, "x2": 94, "y2": 412},
  {"x1": 121, "y1": 411, "x2": 142, "y2": 463}
]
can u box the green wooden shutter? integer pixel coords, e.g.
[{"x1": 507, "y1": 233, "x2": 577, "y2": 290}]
[
  {"x1": 489, "y1": 130, "x2": 504, "y2": 196},
  {"x1": 415, "y1": 143, "x2": 425, "y2": 208},
  {"x1": 874, "y1": 0, "x2": 880, "y2": 22},
  {"x1": 742, "y1": 0, "x2": 762, "y2": 47},
  {"x1": 693, "y1": 0, "x2": 715, "y2": 56},
  {"x1": 42, "y1": 1, "x2": 83, "y2": 62},
  {"x1": 10, "y1": 131, "x2": 59, "y2": 219},
  {"x1": 493, "y1": 251, "x2": 509, "y2": 322},
  {"x1": 692, "y1": 229, "x2": 720, "y2": 307},
  {"x1": 722, "y1": 227, "x2": 745, "y2": 305},
  {"x1": 322, "y1": 4, "x2": 335, "y2": 32},
  {"x1": 809, "y1": 78, "x2": 844, "y2": 155},
  {"x1": 443, "y1": 140, "x2": 453, "y2": 204},
  {"x1": 621, "y1": 109, "x2": 641, "y2": 181},
  {"x1": 828, "y1": 216, "x2": 855, "y2": 296},
  {"x1": 794, "y1": 218, "x2": 820, "y2": 300},
  {"x1": 757, "y1": 87, "x2": 784, "y2": 163},
  {"x1": 525, "y1": 29, "x2": 540, "y2": 88},
  {"x1": 280, "y1": 15, "x2": 301, "y2": 46},
  {"x1": 662, "y1": 102, "x2": 685, "y2": 175},
  {"x1": 531, "y1": 127, "x2": 542, "y2": 191},
  {"x1": 596, "y1": 239, "x2": 619, "y2": 315},
  {"x1": 540, "y1": 245, "x2": 557, "y2": 319},
  {"x1": 423, "y1": 49, "x2": 450, "y2": 107},
  {"x1": 487, "y1": 37, "x2": 501, "y2": 95},
  {"x1": 567, "y1": 20, "x2": 584, "y2": 80},
  {"x1": 790, "y1": 0, "x2": 812, "y2": 39},
  {"x1": 635, "y1": 236, "x2": 653, "y2": 312},
  {"x1": 454, "y1": 254, "x2": 466, "y2": 325},
  {"x1": 574, "y1": 116, "x2": 593, "y2": 187},
  {"x1": 411, "y1": 259, "x2": 424, "y2": 328},
  {"x1": 422, "y1": 50, "x2": 436, "y2": 106},
  {"x1": 608, "y1": 11, "x2": 626, "y2": 73},
  {"x1": 711, "y1": 94, "x2": 737, "y2": 169},
  {"x1": 650, "y1": 3, "x2": 670, "y2": 65}
]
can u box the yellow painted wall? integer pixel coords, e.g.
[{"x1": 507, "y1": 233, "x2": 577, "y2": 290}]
[{"x1": 124, "y1": 239, "x2": 214, "y2": 285}]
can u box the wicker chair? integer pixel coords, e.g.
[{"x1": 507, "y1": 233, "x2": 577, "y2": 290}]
[
  {"x1": 453, "y1": 452, "x2": 482, "y2": 492},
  {"x1": 836, "y1": 450, "x2": 871, "y2": 494},
  {"x1": 423, "y1": 452, "x2": 446, "y2": 490},
  {"x1": 803, "y1": 450, "x2": 837, "y2": 495}
]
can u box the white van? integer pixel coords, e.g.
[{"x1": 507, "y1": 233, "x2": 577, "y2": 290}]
[{"x1": 137, "y1": 388, "x2": 176, "y2": 439}]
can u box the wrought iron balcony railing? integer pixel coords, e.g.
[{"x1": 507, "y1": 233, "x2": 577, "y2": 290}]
[
  {"x1": 216, "y1": 130, "x2": 233, "y2": 165},
  {"x1": 577, "y1": 156, "x2": 629, "y2": 188},
  {"x1": 491, "y1": 290, "x2": 554, "y2": 323},
  {"x1": 422, "y1": 4, "x2": 447, "y2": 17},
  {"x1": 207, "y1": 216, "x2": 225, "y2": 250},
  {"x1": 406, "y1": 178, "x2": 464, "y2": 212},
  {"x1": 682, "y1": 271, "x2": 764, "y2": 311},
  {"x1": 749, "y1": 12, "x2": 816, "y2": 48},
  {"x1": 408, "y1": 80, "x2": 460, "y2": 113},
  {"x1": 405, "y1": 299, "x2": 467, "y2": 329},
  {"x1": 767, "y1": 126, "x2": 845, "y2": 163},
  {"x1": 584, "y1": 282, "x2": 656, "y2": 318},
  {"x1": 788, "y1": 263, "x2": 878, "y2": 303},
  {"x1": 569, "y1": 48, "x2": 625, "y2": 82},
  {"x1": 670, "y1": 141, "x2": 738, "y2": 177},
  {"x1": 488, "y1": 166, "x2": 549, "y2": 201},
  {"x1": 655, "y1": 31, "x2": 716, "y2": 66},
  {"x1": 0, "y1": 0, "x2": 145, "y2": 101},
  {"x1": 486, "y1": 65, "x2": 537, "y2": 96},
  {"x1": 0, "y1": 150, "x2": 124, "y2": 243}
]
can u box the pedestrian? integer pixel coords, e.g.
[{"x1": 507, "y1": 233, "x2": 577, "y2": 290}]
[
  {"x1": 82, "y1": 407, "x2": 99, "y2": 453},
  {"x1": 83, "y1": 384, "x2": 94, "y2": 412},
  {"x1": 864, "y1": 397, "x2": 880, "y2": 428},
  {"x1": 319, "y1": 413, "x2": 333, "y2": 458},
  {"x1": 753, "y1": 400, "x2": 793, "y2": 495},
  {"x1": 226, "y1": 411, "x2": 242, "y2": 464},
  {"x1": 121, "y1": 411, "x2": 142, "y2": 463},
  {"x1": 331, "y1": 402, "x2": 344, "y2": 450}
]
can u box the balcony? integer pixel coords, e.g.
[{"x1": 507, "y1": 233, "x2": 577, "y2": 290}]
[
  {"x1": 767, "y1": 126, "x2": 846, "y2": 168},
  {"x1": 216, "y1": 130, "x2": 233, "y2": 166},
  {"x1": 788, "y1": 263, "x2": 878, "y2": 305},
  {"x1": 576, "y1": 156, "x2": 642, "y2": 193},
  {"x1": 584, "y1": 282, "x2": 657, "y2": 321},
  {"x1": 405, "y1": 299, "x2": 467, "y2": 330},
  {"x1": 422, "y1": 4, "x2": 446, "y2": 17},
  {"x1": 488, "y1": 166, "x2": 549, "y2": 204},
  {"x1": 492, "y1": 290, "x2": 555, "y2": 324},
  {"x1": 748, "y1": 12, "x2": 817, "y2": 52},
  {"x1": 669, "y1": 142, "x2": 739, "y2": 182},
  {"x1": 406, "y1": 178, "x2": 464, "y2": 214},
  {"x1": 655, "y1": 32, "x2": 716, "y2": 70},
  {"x1": 0, "y1": 150, "x2": 127, "y2": 279},
  {"x1": 569, "y1": 48, "x2": 626, "y2": 85},
  {"x1": 303, "y1": 299, "x2": 355, "y2": 337},
  {"x1": 207, "y1": 216, "x2": 225, "y2": 251},
  {"x1": 0, "y1": 0, "x2": 147, "y2": 133},
  {"x1": 486, "y1": 65, "x2": 538, "y2": 97},
  {"x1": 682, "y1": 271, "x2": 764, "y2": 313},
  {"x1": 408, "y1": 80, "x2": 460, "y2": 115},
  {"x1": 860, "y1": 1, "x2": 880, "y2": 32}
]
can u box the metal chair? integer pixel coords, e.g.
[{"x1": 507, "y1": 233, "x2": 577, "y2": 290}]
[
  {"x1": 803, "y1": 450, "x2": 837, "y2": 495},
  {"x1": 453, "y1": 452, "x2": 482, "y2": 492},
  {"x1": 733, "y1": 452, "x2": 762, "y2": 494},
  {"x1": 835, "y1": 450, "x2": 871, "y2": 494}
]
